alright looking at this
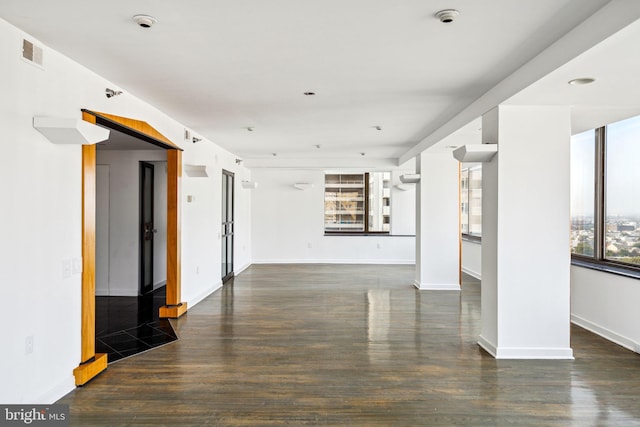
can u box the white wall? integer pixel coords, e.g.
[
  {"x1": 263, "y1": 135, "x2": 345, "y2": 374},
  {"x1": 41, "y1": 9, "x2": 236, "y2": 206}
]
[
  {"x1": 461, "y1": 240, "x2": 481, "y2": 279},
  {"x1": 251, "y1": 169, "x2": 415, "y2": 264},
  {"x1": 571, "y1": 266, "x2": 640, "y2": 353},
  {"x1": 151, "y1": 161, "x2": 168, "y2": 290},
  {"x1": 414, "y1": 151, "x2": 461, "y2": 289},
  {"x1": 96, "y1": 150, "x2": 167, "y2": 296},
  {"x1": 0, "y1": 17, "x2": 251, "y2": 403},
  {"x1": 480, "y1": 106, "x2": 572, "y2": 359},
  {"x1": 180, "y1": 141, "x2": 253, "y2": 308}
]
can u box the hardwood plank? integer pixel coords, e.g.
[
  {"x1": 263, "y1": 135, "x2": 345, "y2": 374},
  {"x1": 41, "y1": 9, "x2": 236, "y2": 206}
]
[{"x1": 59, "y1": 264, "x2": 640, "y2": 426}]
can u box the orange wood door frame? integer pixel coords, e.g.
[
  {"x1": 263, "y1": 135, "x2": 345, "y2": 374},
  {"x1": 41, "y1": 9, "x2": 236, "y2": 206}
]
[
  {"x1": 73, "y1": 143, "x2": 107, "y2": 386},
  {"x1": 75, "y1": 111, "x2": 185, "y2": 386},
  {"x1": 159, "y1": 149, "x2": 187, "y2": 318}
]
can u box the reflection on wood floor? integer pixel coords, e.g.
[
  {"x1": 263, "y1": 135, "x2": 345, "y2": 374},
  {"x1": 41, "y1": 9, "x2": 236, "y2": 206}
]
[{"x1": 59, "y1": 264, "x2": 640, "y2": 426}]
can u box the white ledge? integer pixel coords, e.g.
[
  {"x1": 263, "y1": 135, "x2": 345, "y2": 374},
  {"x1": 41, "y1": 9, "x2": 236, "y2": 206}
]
[
  {"x1": 184, "y1": 164, "x2": 208, "y2": 177},
  {"x1": 33, "y1": 116, "x2": 110, "y2": 145},
  {"x1": 452, "y1": 144, "x2": 498, "y2": 163}
]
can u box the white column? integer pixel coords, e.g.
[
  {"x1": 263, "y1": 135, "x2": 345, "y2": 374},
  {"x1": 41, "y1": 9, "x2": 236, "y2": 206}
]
[
  {"x1": 414, "y1": 151, "x2": 460, "y2": 290},
  {"x1": 478, "y1": 105, "x2": 573, "y2": 359}
]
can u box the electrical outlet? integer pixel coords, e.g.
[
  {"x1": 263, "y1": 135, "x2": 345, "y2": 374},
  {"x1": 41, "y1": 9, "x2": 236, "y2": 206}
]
[
  {"x1": 62, "y1": 260, "x2": 72, "y2": 278},
  {"x1": 196, "y1": 266, "x2": 200, "y2": 275},
  {"x1": 307, "y1": 242, "x2": 312, "y2": 249},
  {"x1": 25, "y1": 336, "x2": 33, "y2": 354}
]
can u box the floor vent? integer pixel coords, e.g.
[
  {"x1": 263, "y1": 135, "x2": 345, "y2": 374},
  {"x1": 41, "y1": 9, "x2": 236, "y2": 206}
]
[{"x1": 22, "y1": 39, "x2": 44, "y2": 68}]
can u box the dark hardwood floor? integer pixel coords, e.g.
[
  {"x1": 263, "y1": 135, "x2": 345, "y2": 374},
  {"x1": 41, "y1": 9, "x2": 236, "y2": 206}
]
[{"x1": 59, "y1": 264, "x2": 640, "y2": 426}]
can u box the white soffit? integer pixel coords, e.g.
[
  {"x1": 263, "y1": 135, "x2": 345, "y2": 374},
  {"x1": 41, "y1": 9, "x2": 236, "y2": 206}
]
[
  {"x1": 452, "y1": 144, "x2": 498, "y2": 163},
  {"x1": 33, "y1": 117, "x2": 110, "y2": 145}
]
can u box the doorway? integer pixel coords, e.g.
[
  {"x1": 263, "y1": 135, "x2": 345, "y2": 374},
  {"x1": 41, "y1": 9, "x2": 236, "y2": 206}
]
[
  {"x1": 140, "y1": 161, "x2": 155, "y2": 295},
  {"x1": 75, "y1": 110, "x2": 186, "y2": 386},
  {"x1": 222, "y1": 170, "x2": 234, "y2": 283}
]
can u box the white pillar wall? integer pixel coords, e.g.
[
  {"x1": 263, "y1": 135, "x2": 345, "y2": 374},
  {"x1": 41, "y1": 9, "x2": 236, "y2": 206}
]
[
  {"x1": 478, "y1": 105, "x2": 573, "y2": 359},
  {"x1": 414, "y1": 151, "x2": 460, "y2": 290}
]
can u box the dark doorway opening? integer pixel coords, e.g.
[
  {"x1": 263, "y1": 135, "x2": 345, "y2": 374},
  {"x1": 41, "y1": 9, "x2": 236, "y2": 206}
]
[
  {"x1": 222, "y1": 170, "x2": 234, "y2": 283},
  {"x1": 140, "y1": 161, "x2": 155, "y2": 295}
]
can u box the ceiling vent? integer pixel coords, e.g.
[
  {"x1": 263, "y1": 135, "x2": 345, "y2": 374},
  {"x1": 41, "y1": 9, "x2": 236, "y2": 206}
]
[{"x1": 22, "y1": 39, "x2": 43, "y2": 68}]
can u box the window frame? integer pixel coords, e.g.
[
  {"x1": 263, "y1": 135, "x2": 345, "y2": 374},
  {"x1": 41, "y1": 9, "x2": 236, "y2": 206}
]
[
  {"x1": 461, "y1": 164, "x2": 482, "y2": 243},
  {"x1": 324, "y1": 172, "x2": 391, "y2": 236},
  {"x1": 571, "y1": 123, "x2": 640, "y2": 276}
]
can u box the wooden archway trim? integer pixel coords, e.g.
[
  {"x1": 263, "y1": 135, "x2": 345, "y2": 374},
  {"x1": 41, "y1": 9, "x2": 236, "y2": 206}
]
[
  {"x1": 74, "y1": 111, "x2": 186, "y2": 386},
  {"x1": 81, "y1": 109, "x2": 183, "y2": 150}
]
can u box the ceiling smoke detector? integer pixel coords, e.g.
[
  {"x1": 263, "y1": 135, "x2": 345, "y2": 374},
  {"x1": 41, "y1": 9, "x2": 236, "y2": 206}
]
[
  {"x1": 133, "y1": 14, "x2": 158, "y2": 28},
  {"x1": 435, "y1": 9, "x2": 459, "y2": 23}
]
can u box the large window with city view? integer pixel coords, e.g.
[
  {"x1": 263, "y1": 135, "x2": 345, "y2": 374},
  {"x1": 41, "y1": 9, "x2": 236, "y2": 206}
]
[
  {"x1": 461, "y1": 165, "x2": 482, "y2": 240},
  {"x1": 324, "y1": 172, "x2": 390, "y2": 234},
  {"x1": 570, "y1": 115, "x2": 640, "y2": 269}
]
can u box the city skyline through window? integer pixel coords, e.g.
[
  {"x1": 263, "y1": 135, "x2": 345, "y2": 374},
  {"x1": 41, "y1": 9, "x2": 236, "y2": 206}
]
[{"x1": 570, "y1": 115, "x2": 640, "y2": 267}]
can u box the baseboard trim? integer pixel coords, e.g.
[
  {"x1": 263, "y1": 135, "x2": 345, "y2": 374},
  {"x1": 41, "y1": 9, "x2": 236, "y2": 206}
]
[
  {"x1": 36, "y1": 376, "x2": 76, "y2": 404},
  {"x1": 478, "y1": 335, "x2": 573, "y2": 359},
  {"x1": 252, "y1": 259, "x2": 415, "y2": 265},
  {"x1": 461, "y1": 266, "x2": 481, "y2": 280},
  {"x1": 477, "y1": 335, "x2": 497, "y2": 357},
  {"x1": 571, "y1": 314, "x2": 640, "y2": 354},
  {"x1": 413, "y1": 280, "x2": 460, "y2": 291},
  {"x1": 187, "y1": 282, "x2": 223, "y2": 309},
  {"x1": 234, "y1": 263, "x2": 251, "y2": 275},
  {"x1": 495, "y1": 347, "x2": 574, "y2": 359}
]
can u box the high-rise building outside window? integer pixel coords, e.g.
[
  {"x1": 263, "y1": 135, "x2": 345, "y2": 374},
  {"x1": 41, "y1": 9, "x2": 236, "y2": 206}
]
[
  {"x1": 570, "y1": 115, "x2": 640, "y2": 270},
  {"x1": 570, "y1": 129, "x2": 596, "y2": 257},
  {"x1": 604, "y1": 116, "x2": 640, "y2": 266},
  {"x1": 461, "y1": 165, "x2": 482, "y2": 239},
  {"x1": 324, "y1": 172, "x2": 390, "y2": 234}
]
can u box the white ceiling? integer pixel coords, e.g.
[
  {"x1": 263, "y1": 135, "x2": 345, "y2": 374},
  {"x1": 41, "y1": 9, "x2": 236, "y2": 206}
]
[{"x1": 1, "y1": 0, "x2": 639, "y2": 167}]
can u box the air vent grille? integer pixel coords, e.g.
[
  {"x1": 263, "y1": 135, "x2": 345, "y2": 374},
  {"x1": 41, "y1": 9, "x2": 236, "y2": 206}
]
[{"x1": 22, "y1": 39, "x2": 43, "y2": 67}]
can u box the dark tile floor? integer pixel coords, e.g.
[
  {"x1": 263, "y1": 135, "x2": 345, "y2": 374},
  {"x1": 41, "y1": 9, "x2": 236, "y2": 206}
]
[{"x1": 95, "y1": 286, "x2": 177, "y2": 362}]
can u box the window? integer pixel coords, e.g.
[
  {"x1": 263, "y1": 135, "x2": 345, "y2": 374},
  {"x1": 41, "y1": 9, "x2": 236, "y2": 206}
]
[
  {"x1": 570, "y1": 130, "x2": 596, "y2": 256},
  {"x1": 461, "y1": 165, "x2": 482, "y2": 240},
  {"x1": 324, "y1": 172, "x2": 390, "y2": 234},
  {"x1": 570, "y1": 115, "x2": 640, "y2": 270}
]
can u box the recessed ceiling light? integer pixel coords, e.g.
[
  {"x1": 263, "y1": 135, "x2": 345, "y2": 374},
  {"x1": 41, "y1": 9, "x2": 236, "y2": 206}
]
[
  {"x1": 435, "y1": 9, "x2": 460, "y2": 24},
  {"x1": 133, "y1": 14, "x2": 158, "y2": 28},
  {"x1": 304, "y1": 91, "x2": 316, "y2": 96},
  {"x1": 568, "y1": 77, "x2": 596, "y2": 86}
]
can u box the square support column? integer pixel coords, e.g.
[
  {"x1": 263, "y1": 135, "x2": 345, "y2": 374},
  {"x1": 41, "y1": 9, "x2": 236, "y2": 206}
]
[
  {"x1": 414, "y1": 151, "x2": 461, "y2": 290},
  {"x1": 478, "y1": 106, "x2": 573, "y2": 359}
]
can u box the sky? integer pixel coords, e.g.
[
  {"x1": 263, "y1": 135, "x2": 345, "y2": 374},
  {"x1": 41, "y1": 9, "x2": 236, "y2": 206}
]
[{"x1": 571, "y1": 115, "x2": 640, "y2": 219}]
